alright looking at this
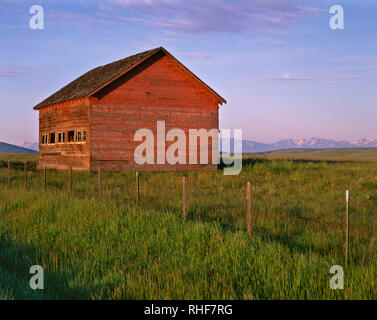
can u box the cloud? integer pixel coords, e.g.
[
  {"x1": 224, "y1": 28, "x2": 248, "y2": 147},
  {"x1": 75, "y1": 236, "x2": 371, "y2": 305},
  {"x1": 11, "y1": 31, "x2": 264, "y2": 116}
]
[
  {"x1": 104, "y1": 0, "x2": 324, "y2": 34},
  {"x1": 255, "y1": 75, "x2": 377, "y2": 82},
  {"x1": 328, "y1": 67, "x2": 359, "y2": 72},
  {"x1": 47, "y1": 9, "x2": 102, "y2": 24},
  {"x1": 294, "y1": 49, "x2": 317, "y2": 56},
  {"x1": 0, "y1": 64, "x2": 37, "y2": 78},
  {"x1": 327, "y1": 57, "x2": 377, "y2": 63},
  {"x1": 177, "y1": 52, "x2": 212, "y2": 59},
  {"x1": 327, "y1": 65, "x2": 377, "y2": 73},
  {"x1": 0, "y1": 64, "x2": 38, "y2": 70},
  {"x1": 260, "y1": 37, "x2": 285, "y2": 46},
  {"x1": 256, "y1": 76, "x2": 316, "y2": 81},
  {"x1": 0, "y1": 70, "x2": 29, "y2": 78}
]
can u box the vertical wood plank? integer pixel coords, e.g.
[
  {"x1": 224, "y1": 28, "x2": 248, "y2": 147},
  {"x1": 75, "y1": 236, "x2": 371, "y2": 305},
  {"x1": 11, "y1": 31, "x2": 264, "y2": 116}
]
[{"x1": 247, "y1": 182, "x2": 252, "y2": 236}]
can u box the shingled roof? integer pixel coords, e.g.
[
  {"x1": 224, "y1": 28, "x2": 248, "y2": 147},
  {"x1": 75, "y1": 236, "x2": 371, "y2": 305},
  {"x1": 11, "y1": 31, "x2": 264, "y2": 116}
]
[{"x1": 33, "y1": 47, "x2": 226, "y2": 110}]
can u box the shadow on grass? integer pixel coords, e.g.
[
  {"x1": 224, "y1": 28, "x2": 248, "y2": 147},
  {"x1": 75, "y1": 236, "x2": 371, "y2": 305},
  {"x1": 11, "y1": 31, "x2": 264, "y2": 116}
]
[
  {"x1": 256, "y1": 225, "x2": 343, "y2": 262},
  {"x1": 240, "y1": 158, "x2": 352, "y2": 167},
  {"x1": 0, "y1": 235, "x2": 92, "y2": 299},
  {"x1": 188, "y1": 205, "x2": 243, "y2": 234},
  {"x1": 186, "y1": 205, "x2": 342, "y2": 262}
]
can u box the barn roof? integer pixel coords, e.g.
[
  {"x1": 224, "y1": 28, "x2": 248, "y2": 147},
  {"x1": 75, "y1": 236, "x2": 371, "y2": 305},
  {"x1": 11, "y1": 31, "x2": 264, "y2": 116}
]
[{"x1": 33, "y1": 47, "x2": 226, "y2": 110}]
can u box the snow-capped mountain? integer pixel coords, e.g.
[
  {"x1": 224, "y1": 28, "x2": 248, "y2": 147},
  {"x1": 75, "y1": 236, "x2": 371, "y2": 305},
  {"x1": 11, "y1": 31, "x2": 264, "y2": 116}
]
[
  {"x1": 10, "y1": 138, "x2": 377, "y2": 154},
  {"x1": 0, "y1": 142, "x2": 38, "y2": 154},
  {"x1": 15, "y1": 141, "x2": 39, "y2": 151},
  {"x1": 223, "y1": 138, "x2": 377, "y2": 153},
  {"x1": 273, "y1": 138, "x2": 377, "y2": 149}
]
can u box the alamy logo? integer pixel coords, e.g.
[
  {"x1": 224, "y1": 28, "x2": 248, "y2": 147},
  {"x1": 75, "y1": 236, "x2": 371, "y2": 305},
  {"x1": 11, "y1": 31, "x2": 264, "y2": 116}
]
[
  {"x1": 329, "y1": 5, "x2": 344, "y2": 30},
  {"x1": 29, "y1": 265, "x2": 44, "y2": 290},
  {"x1": 329, "y1": 265, "x2": 344, "y2": 290},
  {"x1": 134, "y1": 121, "x2": 242, "y2": 175},
  {"x1": 29, "y1": 5, "x2": 44, "y2": 30}
]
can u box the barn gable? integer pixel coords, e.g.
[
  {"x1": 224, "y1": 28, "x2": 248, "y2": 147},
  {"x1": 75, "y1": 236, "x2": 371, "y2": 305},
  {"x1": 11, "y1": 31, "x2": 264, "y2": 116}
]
[
  {"x1": 34, "y1": 47, "x2": 226, "y2": 110},
  {"x1": 35, "y1": 47, "x2": 226, "y2": 172},
  {"x1": 89, "y1": 51, "x2": 221, "y2": 171}
]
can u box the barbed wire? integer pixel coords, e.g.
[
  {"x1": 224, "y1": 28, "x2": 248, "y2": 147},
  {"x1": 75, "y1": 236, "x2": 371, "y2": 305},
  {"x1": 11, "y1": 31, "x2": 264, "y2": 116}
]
[{"x1": 2, "y1": 167, "x2": 377, "y2": 236}]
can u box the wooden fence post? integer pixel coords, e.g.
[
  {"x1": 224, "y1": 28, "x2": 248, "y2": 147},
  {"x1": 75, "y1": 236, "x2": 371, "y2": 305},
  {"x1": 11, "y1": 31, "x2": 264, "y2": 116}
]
[
  {"x1": 44, "y1": 163, "x2": 47, "y2": 192},
  {"x1": 247, "y1": 182, "x2": 252, "y2": 236},
  {"x1": 7, "y1": 160, "x2": 10, "y2": 188},
  {"x1": 98, "y1": 167, "x2": 102, "y2": 201},
  {"x1": 136, "y1": 171, "x2": 140, "y2": 205},
  {"x1": 68, "y1": 165, "x2": 72, "y2": 195},
  {"x1": 24, "y1": 162, "x2": 28, "y2": 189},
  {"x1": 183, "y1": 176, "x2": 187, "y2": 220},
  {"x1": 345, "y1": 190, "x2": 350, "y2": 266}
]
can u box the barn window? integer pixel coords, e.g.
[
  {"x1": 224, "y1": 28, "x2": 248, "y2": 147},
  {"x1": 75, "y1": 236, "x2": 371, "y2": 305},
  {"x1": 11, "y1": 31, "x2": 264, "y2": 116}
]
[
  {"x1": 57, "y1": 132, "x2": 65, "y2": 143},
  {"x1": 67, "y1": 131, "x2": 75, "y2": 142},
  {"x1": 41, "y1": 134, "x2": 48, "y2": 145},
  {"x1": 77, "y1": 130, "x2": 86, "y2": 142},
  {"x1": 50, "y1": 133, "x2": 56, "y2": 144}
]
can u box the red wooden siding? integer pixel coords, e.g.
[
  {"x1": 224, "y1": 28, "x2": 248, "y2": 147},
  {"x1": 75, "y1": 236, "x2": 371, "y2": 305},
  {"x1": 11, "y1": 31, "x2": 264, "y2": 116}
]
[
  {"x1": 89, "y1": 53, "x2": 219, "y2": 171},
  {"x1": 36, "y1": 49, "x2": 222, "y2": 172}
]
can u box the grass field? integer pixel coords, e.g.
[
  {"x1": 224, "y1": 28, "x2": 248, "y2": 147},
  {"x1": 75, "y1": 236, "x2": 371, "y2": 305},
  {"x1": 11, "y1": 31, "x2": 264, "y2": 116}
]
[
  {"x1": 250, "y1": 147, "x2": 377, "y2": 161},
  {"x1": 1, "y1": 151, "x2": 377, "y2": 299}
]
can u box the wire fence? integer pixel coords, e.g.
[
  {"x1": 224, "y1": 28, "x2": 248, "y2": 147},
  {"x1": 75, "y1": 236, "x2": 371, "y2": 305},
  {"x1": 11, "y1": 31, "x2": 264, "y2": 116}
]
[{"x1": 2, "y1": 161, "x2": 377, "y2": 265}]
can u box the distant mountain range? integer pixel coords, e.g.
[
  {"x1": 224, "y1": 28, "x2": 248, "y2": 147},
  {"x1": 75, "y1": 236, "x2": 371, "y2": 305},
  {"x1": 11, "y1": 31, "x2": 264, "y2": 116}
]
[
  {"x1": 225, "y1": 137, "x2": 377, "y2": 153},
  {"x1": 0, "y1": 142, "x2": 38, "y2": 154},
  {"x1": 3, "y1": 137, "x2": 377, "y2": 155},
  {"x1": 16, "y1": 141, "x2": 39, "y2": 151}
]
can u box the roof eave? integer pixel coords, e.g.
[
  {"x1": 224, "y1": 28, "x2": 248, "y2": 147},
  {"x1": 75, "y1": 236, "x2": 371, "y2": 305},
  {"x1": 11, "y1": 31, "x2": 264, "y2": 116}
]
[
  {"x1": 33, "y1": 46, "x2": 227, "y2": 109},
  {"x1": 88, "y1": 46, "x2": 227, "y2": 106},
  {"x1": 158, "y1": 47, "x2": 227, "y2": 106},
  {"x1": 87, "y1": 47, "x2": 162, "y2": 98},
  {"x1": 33, "y1": 96, "x2": 89, "y2": 111}
]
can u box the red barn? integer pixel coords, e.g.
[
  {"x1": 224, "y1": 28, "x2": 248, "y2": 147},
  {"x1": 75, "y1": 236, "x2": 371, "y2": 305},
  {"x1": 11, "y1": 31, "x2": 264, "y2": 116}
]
[{"x1": 33, "y1": 47, "x2": 226, "y2": 171}]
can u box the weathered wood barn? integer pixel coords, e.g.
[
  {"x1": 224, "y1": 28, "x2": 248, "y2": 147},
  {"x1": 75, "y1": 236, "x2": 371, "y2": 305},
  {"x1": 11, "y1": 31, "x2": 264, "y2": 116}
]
[{"x1": 34, "y1": 47, "x2": 226, "y2": 171}]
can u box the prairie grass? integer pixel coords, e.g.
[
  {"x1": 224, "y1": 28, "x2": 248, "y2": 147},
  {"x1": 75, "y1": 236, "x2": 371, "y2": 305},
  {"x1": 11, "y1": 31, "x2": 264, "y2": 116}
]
[{"x1": 1, "y1": 154, "x2": 377, "y2": 299}]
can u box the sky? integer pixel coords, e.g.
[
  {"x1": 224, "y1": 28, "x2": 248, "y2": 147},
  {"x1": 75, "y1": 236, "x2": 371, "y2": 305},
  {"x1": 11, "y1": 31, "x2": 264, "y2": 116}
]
[{"x1": 0, "y1": 0, "x2": 376, "y2": 144}]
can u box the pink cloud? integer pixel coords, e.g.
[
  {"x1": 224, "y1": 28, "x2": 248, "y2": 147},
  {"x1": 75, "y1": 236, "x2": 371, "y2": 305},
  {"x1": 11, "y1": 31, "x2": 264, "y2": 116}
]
[
  {"x1": 0, "y1": 70, "x2": 29, "y2": 78},
  {"x1": 327, "y1": 57, "x2": 377, "y2": 63},
  {"x1": 105, "y1": 0, "x2": 324, "y2": 34},
  {"x1": 177, "y1": 52, "x2": 212, "y2": 59},
  {"x1": 260, "y1": 37, "x2": 285, "y2": 46},
  {"x1": 255, "y1": 75, "x2": 377, "y2": 82},
  {"x1": 0, "y1": 64, "x2": 38, "y2": 78},
  {"x1": 328, "y1": 65, "x2": 377, "y2": 73},
  {"x1": 0, "y1": 64, "x2": 38, "y2": 70},
  {"x1": 48, "y1": 10, "x2": 96, "y2": 23}
]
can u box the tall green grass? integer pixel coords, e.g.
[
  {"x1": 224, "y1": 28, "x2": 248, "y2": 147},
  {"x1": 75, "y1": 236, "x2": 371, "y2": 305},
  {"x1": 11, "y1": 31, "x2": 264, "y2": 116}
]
[{"x1": 1, "y1": 156, "x2": 377, "y2": 299}]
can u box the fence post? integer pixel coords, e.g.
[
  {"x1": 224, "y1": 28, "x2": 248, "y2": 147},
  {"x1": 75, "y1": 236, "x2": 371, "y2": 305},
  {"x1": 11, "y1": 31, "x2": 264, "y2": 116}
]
[
  {"x1": 183, "y1": 176, "x2": 187, "y2": 220},
  {"x1": 8, "y1": 160, "x2": 10, "y2": 188},
  {"x1": 68, "y1": 165, "x2": 72, "y2": 195},
  {"x1": 247, "y1": 182, "x2": 252, "y2": 236},
  {"x1": 345, "y1": 190, "x2": 350, "y2": 266},
  {"x1": 136, "y1": 171, "x2": 140, "y2": 205},
  {"x1": 98, "y1": 167, "x2": 102, "y2": 201},
  {"x1": 24, "y1": 162, "x2": 28, "y2": 189},
  {"x1": 44, "y1": 163, "x2": 47, "y2": 192}
]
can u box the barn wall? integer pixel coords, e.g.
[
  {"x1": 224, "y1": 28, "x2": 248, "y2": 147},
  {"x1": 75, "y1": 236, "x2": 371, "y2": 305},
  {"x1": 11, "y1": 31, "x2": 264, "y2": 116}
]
[
  {"x1": 89, "y1": 53, "x2": 219, "y2": 172},
  {"x1": 38, "y1": 98, "x2": 90, "y2": 170}
]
